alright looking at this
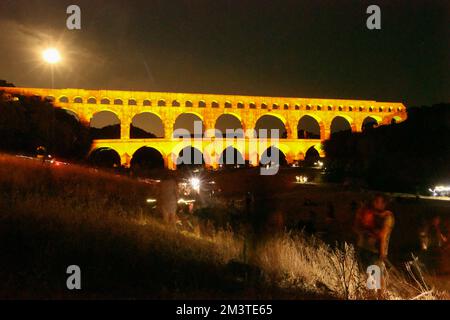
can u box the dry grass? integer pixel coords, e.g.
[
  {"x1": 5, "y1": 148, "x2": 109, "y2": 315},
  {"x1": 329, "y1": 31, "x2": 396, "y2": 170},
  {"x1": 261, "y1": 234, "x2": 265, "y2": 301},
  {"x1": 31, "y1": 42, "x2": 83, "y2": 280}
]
[
  {"x1": 0, "y1": 154, "x2": 239, "y2": 298},
  {"x1": 0, "y1": 154, "x2": 446, "y2": 299},
  {"x1": 253, "y1": 232, "x2": 447, "y2": 299}
]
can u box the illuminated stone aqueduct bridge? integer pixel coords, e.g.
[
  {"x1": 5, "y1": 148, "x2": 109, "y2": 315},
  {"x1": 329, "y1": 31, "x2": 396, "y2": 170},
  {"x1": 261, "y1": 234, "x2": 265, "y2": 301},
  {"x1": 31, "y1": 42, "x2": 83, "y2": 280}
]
[{"x1": 1, "y1": 87, "x2": 407, "y2": 169}]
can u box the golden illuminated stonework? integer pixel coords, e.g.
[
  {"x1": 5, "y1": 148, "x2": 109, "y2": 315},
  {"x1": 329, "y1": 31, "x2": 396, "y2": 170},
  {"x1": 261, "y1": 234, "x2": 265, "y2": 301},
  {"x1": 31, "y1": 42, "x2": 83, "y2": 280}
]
[{"x1": 0, "y1": 87, "x2": 407, "y2": 169}]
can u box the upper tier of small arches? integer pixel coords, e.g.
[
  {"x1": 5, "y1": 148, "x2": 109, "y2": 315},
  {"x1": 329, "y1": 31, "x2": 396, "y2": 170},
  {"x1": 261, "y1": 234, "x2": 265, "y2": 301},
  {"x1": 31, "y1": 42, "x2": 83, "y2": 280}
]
[{"x1": 44, "y1": 95, "x2": 405, "y2": 113}]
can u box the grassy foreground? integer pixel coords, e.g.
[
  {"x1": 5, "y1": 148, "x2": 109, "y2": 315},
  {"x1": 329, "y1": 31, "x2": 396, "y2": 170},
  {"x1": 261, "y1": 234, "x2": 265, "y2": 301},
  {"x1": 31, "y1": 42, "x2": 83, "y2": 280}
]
[{"x1": 0, "y1": 154, "x2": 446, "y2": 299}]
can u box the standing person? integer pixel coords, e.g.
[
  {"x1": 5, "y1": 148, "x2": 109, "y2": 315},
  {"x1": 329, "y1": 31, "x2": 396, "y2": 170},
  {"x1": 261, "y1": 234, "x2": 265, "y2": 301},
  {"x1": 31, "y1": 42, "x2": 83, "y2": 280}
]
[
  {"x1": 419, "y1": 215, "x2": 448, "y2": 271},
  {"x1": 353, "y1": 194, "x2": 395, "y2": 269},
  {"x1": 158, "y1": 172, "x2": 179, "y2": 225}
]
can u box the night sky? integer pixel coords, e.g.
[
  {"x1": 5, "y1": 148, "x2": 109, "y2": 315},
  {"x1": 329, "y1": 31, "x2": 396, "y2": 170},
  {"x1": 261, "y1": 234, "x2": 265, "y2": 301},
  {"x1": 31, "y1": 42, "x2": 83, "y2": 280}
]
[{"x1": 0, "y1": 0, "x2": 448, "y2": 109}]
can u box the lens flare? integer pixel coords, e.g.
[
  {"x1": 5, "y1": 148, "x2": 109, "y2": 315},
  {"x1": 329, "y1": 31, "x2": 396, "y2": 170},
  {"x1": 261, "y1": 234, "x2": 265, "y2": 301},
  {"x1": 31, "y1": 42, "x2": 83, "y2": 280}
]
[{"x1": 42, "y1": 48, "x2": 61, "y2": 64}]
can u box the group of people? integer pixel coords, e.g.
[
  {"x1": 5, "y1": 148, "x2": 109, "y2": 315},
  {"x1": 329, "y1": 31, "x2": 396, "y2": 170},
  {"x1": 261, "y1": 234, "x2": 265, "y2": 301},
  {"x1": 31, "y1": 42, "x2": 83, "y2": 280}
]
[{"x1": 155, "y1": 173, "x2": 449, "y2": 291}]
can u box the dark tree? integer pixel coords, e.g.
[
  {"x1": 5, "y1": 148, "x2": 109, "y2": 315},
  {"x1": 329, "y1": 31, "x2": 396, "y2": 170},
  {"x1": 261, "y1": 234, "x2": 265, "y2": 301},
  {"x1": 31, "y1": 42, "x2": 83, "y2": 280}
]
[
  {"x1": 0, "y1": 87, "x2": 92, "y2": 160},
  {"x1": 323, "y1": 104, "x2": 450, "y2": 193}
]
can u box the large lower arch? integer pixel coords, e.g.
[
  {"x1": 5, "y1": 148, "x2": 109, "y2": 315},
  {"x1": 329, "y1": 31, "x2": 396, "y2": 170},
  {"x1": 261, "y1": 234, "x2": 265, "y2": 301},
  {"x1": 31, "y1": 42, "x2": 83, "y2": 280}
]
[
  {"x1": 130, "y1": 112, "x2": 164, "y2": 138},
  {"x1": 130, "y1": 147, "x2": 165, "y2": 174},
  {"x1": 90, "y1": 111, "x2": 121, "y2": 139},
  {"x1": 62, "y1": 109, "x2": 80, "y2": 122},
  {"x1": 298, "y1": 115, "x2": 321, "y2": 139},
  {"x1": 176, "y1": 146, "x2": 204, "y2": 168},
  {"x1": 259, "y1": 146, "x2": 287, "y2": 166},
  {"x1": 330, "y1": 116, "x2": 352, "y2": 136},
  {"x1": 305, "y1": 146, "x2": 320, "y2": 163},
  {"x1": 362, "y1": 116, "x2": 379, "y2": 131},
  {"x1": 174, "y1": 113, "x2": 204, "y2": 138},
  {"x1": 89, "y1": 147, "x2": 121, "y2": 168},
  {"x1": 255, "y1": 115, "x2": 287, "y2": 138},
  {"x1": 390, "y1": 116, "x2": 403, "y2": 125},
  {"x1": 215, "y1": 114, "x2": 244, "y2": 138},
  {"x1": 219, "y1": 147, "x2": 245, "y2": 166}
]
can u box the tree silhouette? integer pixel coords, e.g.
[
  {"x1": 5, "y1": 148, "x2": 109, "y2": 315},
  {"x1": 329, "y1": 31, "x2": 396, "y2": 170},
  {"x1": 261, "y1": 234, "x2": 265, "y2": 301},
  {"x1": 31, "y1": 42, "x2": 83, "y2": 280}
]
[
  {"x1": 323, "y1": 104, "x2": 450, "y2": 193},
  {"x1": 0, "y1": 83, "x2": 92, "y2": 160}
]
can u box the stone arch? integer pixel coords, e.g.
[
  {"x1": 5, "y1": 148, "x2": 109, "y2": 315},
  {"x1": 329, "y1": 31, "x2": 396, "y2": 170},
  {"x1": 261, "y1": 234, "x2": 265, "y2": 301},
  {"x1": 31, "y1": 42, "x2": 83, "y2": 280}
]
[
  {"x1": 74, "y1": 97, "x2": 83, "y2": 103},
  {"x1": 158, "y1": 99, "x2": 166, "y2": 107},
  {"x1": 305, "y1": 145, "x2": 320, "y2": 163},
  {"x1": 114, "y1": 99, "x2": 123, "y2": 105},
  {"x1": 362, "y1": 116, "x2": 381, "y2": 131},
  {"x1": 259, "y1": 146, "x2": 288, "y2": 166},
  {"x1": 90, "y1": 110, "x2": 121, "y2": 139},
  {"x1": 173, "y1": 112, "x2": 204, "y2": 138},
  {"x1": 176, "y1": 146, "x2": 204, "y2": 168},
  {"x1": 59, "y1": 96, "x2": 69, "y2": 103},
  {"x1": 215, "y1": 113, "x2": 244, "y2": 138},
  {"x1": 391, "y1": 116, "x2": 403, "y2": 124},
  {"x1": 298, "y1": 115, "x2": 322, "y2": 139},
  {"x1": 330, "y1": 115, "x2": 353, "y2": 135},
  {"x1": 130, "y1": 147, "x2": 165, "y2": 173},
  {"x1": 100, "y1": 98, "x2": 111, "y2": 105},
  {"x1": 255, "y1": 114, "x2": 287, "y2": 138},
  {"x1": 219, "y1": 146, "x2": 245, "y2": 166},
  {"x1": 130, "y1": 112, "x2": 164, "y2": 138},
  {"x1": 62, "y1": 109, "x2": 80, "y2": 122},
  {"x1": 89, "y1": 147, "x2": 121, "y2": 168},
  {"x1": 87, "y1": 97, "x2": 97, "y2": 104}
]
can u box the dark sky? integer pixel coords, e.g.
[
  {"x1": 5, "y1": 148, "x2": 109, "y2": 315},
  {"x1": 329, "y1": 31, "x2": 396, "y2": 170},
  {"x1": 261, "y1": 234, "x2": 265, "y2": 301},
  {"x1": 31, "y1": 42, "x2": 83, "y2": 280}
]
[{"x1": 0, "y1": 0, "x2": 448, "y2": 108}]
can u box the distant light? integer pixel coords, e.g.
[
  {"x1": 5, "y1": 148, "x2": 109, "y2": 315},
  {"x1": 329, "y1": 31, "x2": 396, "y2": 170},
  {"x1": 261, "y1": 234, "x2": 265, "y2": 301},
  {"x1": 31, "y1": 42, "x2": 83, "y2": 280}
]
[
  {"x1": 146, "y1": 198, "x2": 157, "y2": 203},
  {"x1": 42, "y1": 48, "x2": 61, "y2": 64},
  {"x1": 429, "y1": 185, "x2": 450, "y2": 197},
  {"x1": 434, "y1": 185, "x2": 450, "y2": 192},
  {"x1": 178, "y1": 198, "x2": 196, "y2": 204},
  {"x1": 314, "y1": 161, "x2": 324, "y2": 168},
  {"x1": 295, "y1": 175, "x2": 308, "y2": 184},
  {"x1": 190, "y1": 178, "x2": 201, "y2": 193}
]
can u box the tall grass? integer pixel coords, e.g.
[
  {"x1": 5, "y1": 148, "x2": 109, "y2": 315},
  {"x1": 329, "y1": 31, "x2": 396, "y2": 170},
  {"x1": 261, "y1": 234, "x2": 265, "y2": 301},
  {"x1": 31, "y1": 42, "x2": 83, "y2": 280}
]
[
  {"x1": 0, "y1": 154, "x2": 446, "y2": 299},
  {"x1": 253, "y1": 232, "x2": 446, "y2": 299}
]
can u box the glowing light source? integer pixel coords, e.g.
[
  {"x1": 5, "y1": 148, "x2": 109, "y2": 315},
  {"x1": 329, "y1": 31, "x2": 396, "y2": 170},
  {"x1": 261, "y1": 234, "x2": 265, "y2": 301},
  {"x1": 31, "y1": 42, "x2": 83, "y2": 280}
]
[
  {"x1": 429, "y1": 185, "x2": 450, "y2": 197},
  {"x1": 314, "y1": 160, "x2": 324, "y2": 168},
  {"x1": 178, "y1": 198, "x2": 196, "y2": 204},
  {"x1": 190, "y1": 177, "x2": 201, "y2": 193},
  {"x1": 295, "y1": 175, "x2": 308, "y2": 184},
  {"x1": 42, "y1": 48, "x2": 61, "y2": 64}
]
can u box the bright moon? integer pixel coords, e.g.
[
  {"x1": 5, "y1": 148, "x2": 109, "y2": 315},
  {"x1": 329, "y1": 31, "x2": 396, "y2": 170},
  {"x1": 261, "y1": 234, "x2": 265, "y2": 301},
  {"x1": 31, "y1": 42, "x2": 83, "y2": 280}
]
[{"x1": 42, "y1": 48, "x2": 61, "y2": 64}]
